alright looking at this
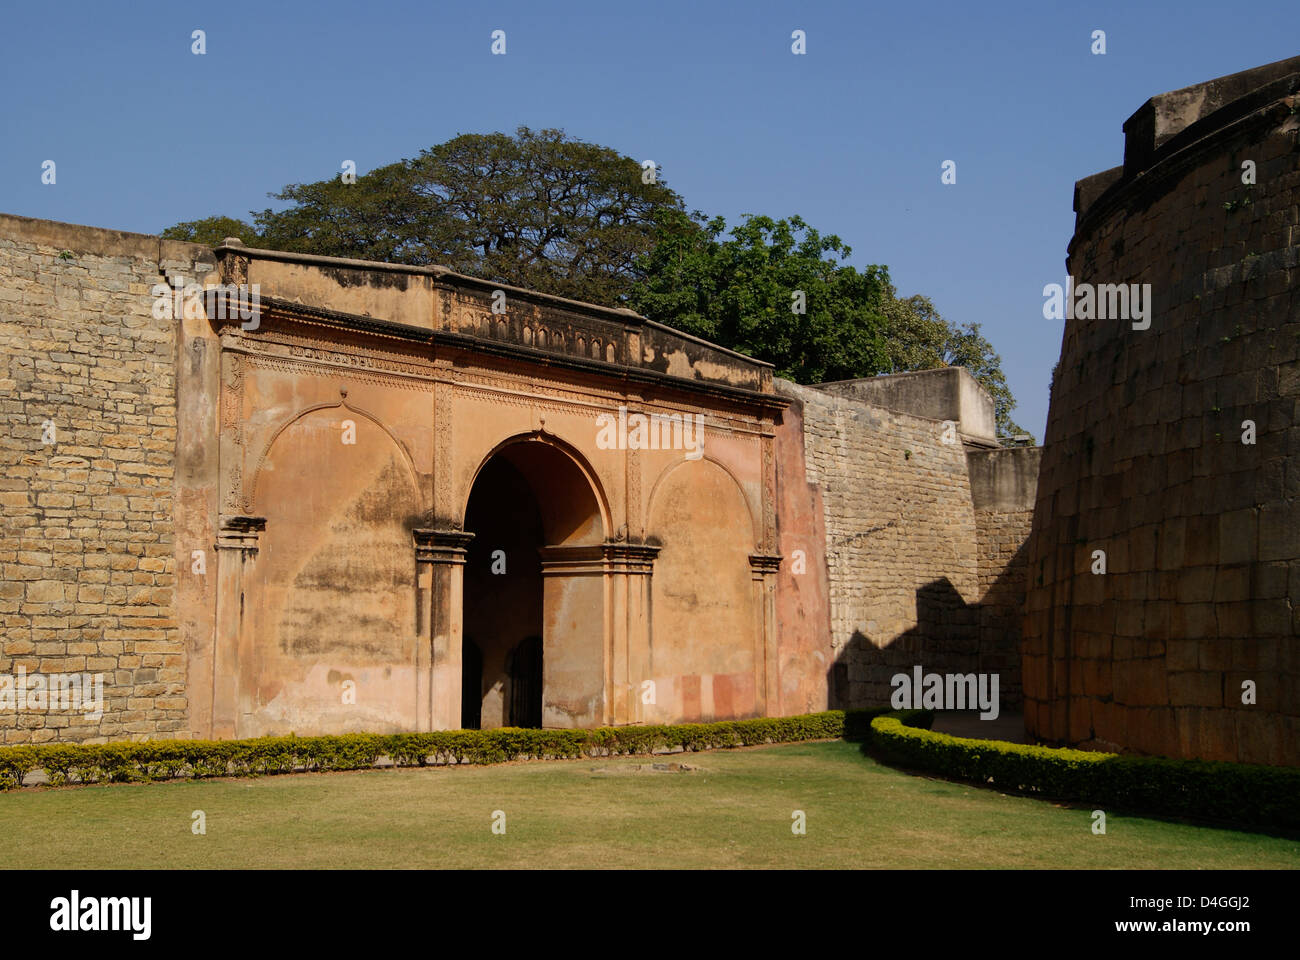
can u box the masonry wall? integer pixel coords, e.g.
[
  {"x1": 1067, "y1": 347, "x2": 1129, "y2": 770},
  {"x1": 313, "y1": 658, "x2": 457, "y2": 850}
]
[
  {"x1": 1023, "y1": 61, "x2": 1300, "y2": 765},
  {"x1": 0, "y1": 215, "x2": 210, "y2": 744},
  {"x1": 969, "y1": 447, "x2": 1040, "y2": 708},
  {"x1": 778, "y1": 379, "x2": 1033, "y2": 710}
]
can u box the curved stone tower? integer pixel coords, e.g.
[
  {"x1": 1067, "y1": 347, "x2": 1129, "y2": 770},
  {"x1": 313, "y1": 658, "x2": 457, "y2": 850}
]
[{"x1": 1023, "y1": 56, "x2": 1300, "y2": 765}]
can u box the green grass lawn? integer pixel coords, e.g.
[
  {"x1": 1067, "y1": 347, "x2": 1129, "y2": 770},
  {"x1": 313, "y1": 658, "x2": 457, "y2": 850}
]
[{"x1": 1, "y1": 740, "x2": 1295, "y2": 869}]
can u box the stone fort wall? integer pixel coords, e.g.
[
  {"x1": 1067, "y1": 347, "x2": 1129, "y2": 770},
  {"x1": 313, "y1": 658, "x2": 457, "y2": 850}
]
[
  {"x1": 1023, "y1": 56, "x2": 1300, "y2": 765},
  {"x1": 777, "y1": 374, "x2": 1037, "y2": 711},
  {"x1": 0, "y1": 215, "x2": 212, "y2": 743},
  {"x1": 970, "y1": 446, "x2": 1041, "y2": 708}
]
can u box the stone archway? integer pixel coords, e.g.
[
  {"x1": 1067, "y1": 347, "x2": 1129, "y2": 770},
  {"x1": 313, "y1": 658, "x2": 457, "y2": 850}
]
[
  {"x1": 461, "y1": 437, "x2": 606, "y2": 728},
  {"x1": 184, "y1": 240, "x2": 789, "y2": 741}
]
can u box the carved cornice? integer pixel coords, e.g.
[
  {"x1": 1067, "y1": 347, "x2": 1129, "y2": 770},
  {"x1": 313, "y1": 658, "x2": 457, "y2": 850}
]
[
  {"x1": 748, "y1": 553, "x2": 783, "y2": 577},
  {"x1": 239, "y1": 349, "x2": 435, "y2": 393},
  {"x1": 215, "y1": 293, "x2": 787, "y2": 415},
  {"x1": 216, "y1": 516, "x2": 266, "y2": 553},
  {"x1": 437, "y1": 327, "x2": 788, "y2": 412},
  {"x1": 219, "y1": 319, "x2": 437, "y2": 389},
  {"x1": 413, "y1": 528, "x2": 475, "y2": 564},
  {"x1": 215, "y1": 294, "x2": 433, "y2": 345},
  {"x1": 603, "y1": 542, "x2": 661, "y2": 575}
]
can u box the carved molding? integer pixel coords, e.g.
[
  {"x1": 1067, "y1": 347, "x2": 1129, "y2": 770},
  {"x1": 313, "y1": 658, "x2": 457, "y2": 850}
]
[
  {"x1": 762, "y1": 435, "x2": 776, "y2": 552},
  {"x1": 626, "y1": 445, "x2": 643, "y2": 540},
  {"x1": 223, "y1": 253, "x2": 249, "y2": 288},
  {"x1": 433, "y1": 380, "x2": 454, "y2": 521},
  {"x1": 603, "y1": 542, "x2": 660, "y2": 575},
  {"x1": 221, "y1": 353, "x2": 246, "y2": 512},
  {"x1": 216, "y1": 515, "x2": 266, "y2": 553},
  {"x1": 446, "y1": 288, "x2": 629, "y2": 366},
  {"x1": 215, "y1": 287, "x2": 787, "y2": 415},
  {"x1": 413, "y1": 528, "x2": 475, "y2": 564},
  {"x1": 233, "y1": 344, "x2": 436, "y2": 392}
]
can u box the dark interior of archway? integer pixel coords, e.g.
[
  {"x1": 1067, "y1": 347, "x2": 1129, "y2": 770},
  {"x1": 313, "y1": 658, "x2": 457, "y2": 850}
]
[
  {"x1": 509, "y1": 635, "x2": 543, "y2": 729},
  {"x1": 463, "y1": 455, "x2": 545, "y2": 729},
  {"x1": 460, "y1": 638, "x2": 483, "y2": 729}
]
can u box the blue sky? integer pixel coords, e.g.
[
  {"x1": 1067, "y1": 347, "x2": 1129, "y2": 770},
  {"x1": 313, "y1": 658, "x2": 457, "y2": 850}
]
[{"x1": 3, "y1": 1, "x2": 1296, "y2": 438}]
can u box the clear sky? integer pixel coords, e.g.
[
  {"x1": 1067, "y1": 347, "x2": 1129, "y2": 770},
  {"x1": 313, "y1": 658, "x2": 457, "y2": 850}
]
[{"x1": 3, "y1": 1, "x2": 1296, "y2": 438}]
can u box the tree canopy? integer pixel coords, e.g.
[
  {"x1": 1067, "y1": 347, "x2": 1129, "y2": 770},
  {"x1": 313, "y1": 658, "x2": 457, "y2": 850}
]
[
  {"x1": 162, "y1": 215, "x2": 259, "y2": 249},
  {"x1": 165, "y1": 127, "x2": 685, "y2": 306},
  {"x1": 627, "y1": 212, "x2": 1030, "y2": 437},
  {"x1": 627, "y1": 211, "x2": 890, "y2": 385},
  {"x1": 163, "y1": 127, "x2": 1031, "y2": 440}
]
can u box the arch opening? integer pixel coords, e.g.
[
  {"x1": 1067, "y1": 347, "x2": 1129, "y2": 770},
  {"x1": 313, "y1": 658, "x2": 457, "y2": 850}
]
[{"x1": 461, "y1": 439, "x2": 605, "y2": 729}]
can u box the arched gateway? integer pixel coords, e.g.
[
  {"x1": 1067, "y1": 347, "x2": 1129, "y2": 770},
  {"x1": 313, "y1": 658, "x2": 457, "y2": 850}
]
[
  {"x1": 197, "y1": 243, "x2": 788, "y2": 738},
  {"x1": 462, "y1": 435, "x2": 606, "y2": 729}
]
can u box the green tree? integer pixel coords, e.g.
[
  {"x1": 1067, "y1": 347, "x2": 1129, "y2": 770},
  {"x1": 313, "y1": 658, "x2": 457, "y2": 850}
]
[
  {"x1": 161, "y1": 215, "x2": 260, "y2": 247},
  {"x1": 631, "y1": 213, "x2": 1031, "y2": 440},
  {"x1": 252, "y1": 159, "x2": 441, "y2": 265},
  {"x1": 164, "y1": 127, "x2": 686, "y2": 307},
  {"x1": 628, "y1": 211, "x2": 890, "y2": 385}
]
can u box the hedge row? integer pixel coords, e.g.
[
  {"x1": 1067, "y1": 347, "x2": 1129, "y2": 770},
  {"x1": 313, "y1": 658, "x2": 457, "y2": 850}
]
[
  {"x1": 0, "y1": 709, "x2": 886, "y2": 790},
  {"x1": 866, "y1": 713, "x2": 1300, "y2": 830}
]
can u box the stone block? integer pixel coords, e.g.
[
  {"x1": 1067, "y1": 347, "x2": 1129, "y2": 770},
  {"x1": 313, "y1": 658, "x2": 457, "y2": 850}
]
[
  {"x1": 1218, "y1": 508, "x2": 1258, "y2": 564},
  {"x1": 1168, "y1": 671, "x2": 1223, "y2": 707}
]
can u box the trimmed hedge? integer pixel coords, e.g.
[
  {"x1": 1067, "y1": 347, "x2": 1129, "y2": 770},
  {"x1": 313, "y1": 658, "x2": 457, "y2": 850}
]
[
  {"x1": 866, "y1": 713, "x2": 1300, "y2": 831},
  {"x1": 0, "y1": 709, "x2": 887, "y2": 791}
]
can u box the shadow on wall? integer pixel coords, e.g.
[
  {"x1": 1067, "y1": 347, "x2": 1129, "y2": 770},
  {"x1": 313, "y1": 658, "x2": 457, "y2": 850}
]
[{"x1": 827, "y1": 541, "x2": 1029, "y2": 713}]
